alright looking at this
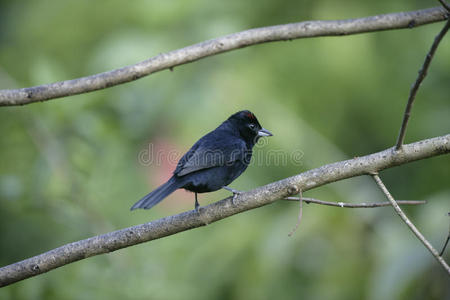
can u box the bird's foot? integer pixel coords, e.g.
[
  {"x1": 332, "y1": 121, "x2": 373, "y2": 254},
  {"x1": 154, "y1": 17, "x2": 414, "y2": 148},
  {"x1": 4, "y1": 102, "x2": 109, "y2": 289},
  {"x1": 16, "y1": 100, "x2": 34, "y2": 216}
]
[{"x1": 223, "y1": 186, "x2": 243, "y2": 205}]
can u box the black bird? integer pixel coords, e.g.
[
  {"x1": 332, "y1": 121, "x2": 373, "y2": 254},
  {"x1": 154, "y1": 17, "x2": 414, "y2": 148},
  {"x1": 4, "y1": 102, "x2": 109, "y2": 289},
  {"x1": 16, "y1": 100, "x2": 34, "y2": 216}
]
[{"x1": 130, "y1": 110, "x2": 272, "y2": 211}]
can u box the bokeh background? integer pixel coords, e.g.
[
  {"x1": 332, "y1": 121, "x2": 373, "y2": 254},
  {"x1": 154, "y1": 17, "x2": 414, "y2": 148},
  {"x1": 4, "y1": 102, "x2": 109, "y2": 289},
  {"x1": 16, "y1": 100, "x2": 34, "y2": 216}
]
[{"x1": 0, "y1": 0, "x2": 449, "y2": 299}]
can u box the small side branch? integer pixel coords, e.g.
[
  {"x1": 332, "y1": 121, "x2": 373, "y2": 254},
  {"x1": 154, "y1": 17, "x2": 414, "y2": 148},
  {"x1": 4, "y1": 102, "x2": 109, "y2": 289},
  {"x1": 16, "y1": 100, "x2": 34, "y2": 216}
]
[
  {"x1": 395, "y1": 18, "x2": 450, "y2": 150},
  {"x1": 371, "y1": 174, "x2": 450, "y2": 275},
  {"x1": 285, "y1": 197, "x2": 426, "y2": 208}
]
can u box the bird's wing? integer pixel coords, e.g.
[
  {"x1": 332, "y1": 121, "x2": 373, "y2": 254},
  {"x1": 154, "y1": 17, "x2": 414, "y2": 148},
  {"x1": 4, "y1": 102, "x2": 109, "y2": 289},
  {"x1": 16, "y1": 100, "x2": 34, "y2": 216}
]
[{"x1": 174, "y1": 131, "x2": 247, "y2": 177}]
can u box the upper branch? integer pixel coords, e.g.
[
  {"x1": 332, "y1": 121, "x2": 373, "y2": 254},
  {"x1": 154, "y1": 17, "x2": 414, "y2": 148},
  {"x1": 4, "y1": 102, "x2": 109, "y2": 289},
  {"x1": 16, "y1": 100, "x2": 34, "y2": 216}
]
[
  {"x1": 0, "y1": 134, "x2": 448, "y2": 287},
  {"x1": 0, "y1": 6, "x2": 447, "y2": 106}
]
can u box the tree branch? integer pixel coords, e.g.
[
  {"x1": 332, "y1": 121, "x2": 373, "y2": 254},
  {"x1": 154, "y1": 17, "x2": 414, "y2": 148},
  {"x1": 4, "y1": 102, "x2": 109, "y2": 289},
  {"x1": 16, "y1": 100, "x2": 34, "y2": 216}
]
[
  {"x1": 0, "y1": 6, "x2": 447, "y2": 106},
  {"x1": 371, "y1": 174, "x2": 450, "y2": 275},
  {"x1": 394, "y1": 18, "x2": 450, "y2": 150},
  {"x1": 0, "y1": 134, "x2": 448, "y2": 287},
  {"x1": 284, "y1": 197, "x2": 426, "y2": 208}
]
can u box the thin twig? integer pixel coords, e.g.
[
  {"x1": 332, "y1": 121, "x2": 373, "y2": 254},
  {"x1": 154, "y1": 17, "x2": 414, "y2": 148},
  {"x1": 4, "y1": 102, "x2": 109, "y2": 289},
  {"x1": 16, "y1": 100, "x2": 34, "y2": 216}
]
[
  {"x1": 285, "y1": 196, "x2": 426, "y2": 236},
  {"x1": 440, "y1": 234, "x2": 450, "y2": 256},
  {"x1": 440, "y1": 212, "x2": 450, "y2": 256},
  {"x1": 288, "y1": 190, "x2": 303, "y2": 237},
  {"x1": 285, "y1": 197, "x2": 426, "y2": 208},
  {"x1": 371, "y1": 174, "x2": 450, "y2": 275},
  {"x1": 0, "y1": 7, "x2": 447, "y2": 106},
  {"x1": 395, "y1": 18, "x2": 450, "y2": 150},
  {"x1": 438, "y1": 0, "x2": 450, "y2": 12}
]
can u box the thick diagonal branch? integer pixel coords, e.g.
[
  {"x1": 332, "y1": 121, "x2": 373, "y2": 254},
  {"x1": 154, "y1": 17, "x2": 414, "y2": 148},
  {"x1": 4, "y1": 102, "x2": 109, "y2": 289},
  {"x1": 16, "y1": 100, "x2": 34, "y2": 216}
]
[
  {"x1": 372, "y1": 174, "x2": 450, "y2": 274},
  {"x1": 0, "y1": 134, "x2": 448, "y2": 287},
  {"x1": 0, "y1": 6, "x2": 447, "y2": 106}
]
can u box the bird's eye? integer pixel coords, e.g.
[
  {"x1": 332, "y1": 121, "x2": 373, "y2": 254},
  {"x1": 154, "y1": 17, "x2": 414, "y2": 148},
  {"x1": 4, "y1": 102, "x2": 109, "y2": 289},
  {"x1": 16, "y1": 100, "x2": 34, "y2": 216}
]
[{"x1": 249, "y1": 124, "x2": 256, "y2": 130}]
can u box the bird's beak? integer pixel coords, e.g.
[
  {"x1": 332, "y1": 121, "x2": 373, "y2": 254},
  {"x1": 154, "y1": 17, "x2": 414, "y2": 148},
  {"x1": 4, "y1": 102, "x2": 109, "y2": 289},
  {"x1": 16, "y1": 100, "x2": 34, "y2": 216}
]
[{"x1": 258, "y1": 128, "x2": 273, "y2": 137}]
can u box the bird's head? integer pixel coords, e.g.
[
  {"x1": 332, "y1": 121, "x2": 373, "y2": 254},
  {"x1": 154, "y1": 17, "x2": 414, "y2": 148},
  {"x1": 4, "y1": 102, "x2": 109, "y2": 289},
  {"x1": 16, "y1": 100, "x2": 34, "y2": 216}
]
[{"x1": 228, "y1": 110, "x2": 273, "y2": 145}]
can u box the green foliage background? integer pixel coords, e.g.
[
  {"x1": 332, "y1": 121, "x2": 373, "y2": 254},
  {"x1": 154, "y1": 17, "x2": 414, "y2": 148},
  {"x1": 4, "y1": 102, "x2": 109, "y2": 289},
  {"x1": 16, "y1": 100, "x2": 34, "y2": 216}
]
[{"x1": 0, "y1": 0, "x2": 449, "y2": 299}]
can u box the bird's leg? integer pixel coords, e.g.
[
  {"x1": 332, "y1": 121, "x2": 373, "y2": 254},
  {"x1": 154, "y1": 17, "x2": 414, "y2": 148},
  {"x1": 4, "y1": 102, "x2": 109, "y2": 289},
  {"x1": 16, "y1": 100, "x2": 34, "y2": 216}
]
[
  {"x1": 223, "y1": 186, "x2": 242, "y2": 194},
  {"x1": 194, "y1": 192, "x2": 200, "y2": 212},
  {"x1": 223, "y1": 186, "x2": 243, "y2": 205}
]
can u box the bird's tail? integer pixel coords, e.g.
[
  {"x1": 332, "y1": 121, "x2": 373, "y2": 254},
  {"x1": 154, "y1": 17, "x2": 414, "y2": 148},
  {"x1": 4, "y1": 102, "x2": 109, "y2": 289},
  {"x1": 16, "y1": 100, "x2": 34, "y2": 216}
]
[{"x1": 130, "y1": 177, "x2": 181, "y2": 210}]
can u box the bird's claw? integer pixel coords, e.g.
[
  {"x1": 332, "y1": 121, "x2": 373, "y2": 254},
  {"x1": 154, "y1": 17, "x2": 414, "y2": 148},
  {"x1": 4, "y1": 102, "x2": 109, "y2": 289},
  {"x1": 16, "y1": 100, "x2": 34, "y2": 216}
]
[
  {"x1": 223, "y1": 186, "x2": 243, "y2": 205},
  {"x1": 231, "y1": 193, "x2": 239, "y2": 205}
]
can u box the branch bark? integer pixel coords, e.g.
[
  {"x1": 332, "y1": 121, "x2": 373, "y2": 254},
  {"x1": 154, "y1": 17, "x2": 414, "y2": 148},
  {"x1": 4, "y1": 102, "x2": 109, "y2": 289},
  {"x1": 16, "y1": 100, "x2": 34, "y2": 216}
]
[
  {"x1": 0, "y1": 6, "x2": 447, "y2": 106},
  {"x1": 0, "y1": 134, "x2": 448, "y2": 287}
]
